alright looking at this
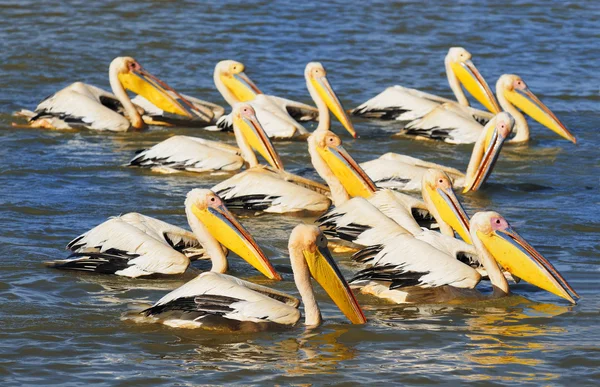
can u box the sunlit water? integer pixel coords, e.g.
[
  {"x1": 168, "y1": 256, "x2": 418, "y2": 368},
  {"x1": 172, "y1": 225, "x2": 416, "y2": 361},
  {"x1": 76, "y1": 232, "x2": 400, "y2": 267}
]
[{"x1": 1, "y1": 0, "x2": 599, "y2": 385}]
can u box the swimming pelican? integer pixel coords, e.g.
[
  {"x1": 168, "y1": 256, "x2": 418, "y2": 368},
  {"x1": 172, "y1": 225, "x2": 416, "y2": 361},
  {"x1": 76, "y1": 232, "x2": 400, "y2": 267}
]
[
  {"x1": 128, "y1": 104, "x2": 282, "y2": 173},
  {"x1": 210, "y1": 60, "x2": 357, "y2": 139},
  {"x1": 361, "y1": 112, "x2": 514, "y2": 193},
  {"x1": 141, "y1": 224, "x2": 366, "y2": 329},
  {"x1": 402, "y1": 74, "x2": 577, "y2": 144},
  {"x1": 15, "y1": 57, "x2": 223, "y2": 132},
  {"x1": 211, "y1": 62, "x2": 360, "y2": 214},
  {"x1": 352, "y1": 47, "x2": 500, "y2": 123},
  {"x1": 350, "y1": 211, "x2": 579, "y2": 305},
  {"x1": 46, "y1": 189, "x2": 280, "y2": 280}
]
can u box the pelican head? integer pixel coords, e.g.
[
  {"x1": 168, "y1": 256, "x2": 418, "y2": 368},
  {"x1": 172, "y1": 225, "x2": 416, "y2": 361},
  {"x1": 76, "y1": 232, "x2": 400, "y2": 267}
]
[
  {"x1": 470, "y1": 211, "x2": 579, "y2": 304},
  {"x1": 309, "y1": 130, "x2": 376, "y2": 198},
  {"x1": 463, "y1": 112, "x2": 514, "y2": 193},
  {"x1": 497, "y1": 74, "x2": 576, "y2": 143},
  {"x1": 305, "y1": 62, "x2": 357, "y2": 138},
  {"x1": 109, "y1": 57, "x2": 193, "y2": 121},
  {"x1": 422, "y1": 169, "x2": 472, "y2": 243},
  {"x1": 445, "y1": 47, "x2": 501, "y2": 113},
  {"x1": 232, "y1": 104, "x2": 284, "y2": 170},
  {"x1": 186, "y1": 189, "x2": 281, "y2": 280},
  {"x1": 214, "y1": 60, "x2": 262, "y2": 105},
  {"x1": 289, "y1": 224, "x2": 366, "y2": 324}
]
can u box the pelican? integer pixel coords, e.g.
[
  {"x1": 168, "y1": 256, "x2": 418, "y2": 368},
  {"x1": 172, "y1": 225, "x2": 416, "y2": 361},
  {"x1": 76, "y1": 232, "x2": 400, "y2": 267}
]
[
  {"x1": 211, "y1": 62, "x2": 360, "y2": 214},
  {"x1": 361, "y1": 112, "x2": 514, "y2": 193},
  {"x1": 15, "y1": 57, "x2": 223, "y2": 132},
  {"x1": 46, "y1": 189, "x2": 280, "y2": 280},
  {"x1": 128, "y1": 104, "x2": 282, "y2": 173},
  {"x1": 140, "y1": 224, "x2": 366, "y2": 329},
  {"x1": 352, "y1": 47, "x2": 500, "y2": 124},
  {"x1": 210, "y1": 60, "x2": 357, "y2": 139},
  {"x1": 350, "y1": 211, "x2": 579, "y2": 305},
  {"x1": 401, "y1": 74, "x2": 577, "y2": 144}
]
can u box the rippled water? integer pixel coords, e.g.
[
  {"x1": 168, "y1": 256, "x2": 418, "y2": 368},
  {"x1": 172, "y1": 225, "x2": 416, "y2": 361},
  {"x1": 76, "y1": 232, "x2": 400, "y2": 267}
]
[{"x1": 1, "y1": 0, "x2": 599, "y2": 385}]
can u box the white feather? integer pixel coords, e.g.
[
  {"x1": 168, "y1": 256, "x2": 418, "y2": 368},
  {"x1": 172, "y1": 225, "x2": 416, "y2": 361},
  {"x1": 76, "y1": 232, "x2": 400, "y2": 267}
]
[
  {"x1": 212, "y1": 167, "x2": 331, "y2": 214},
  {"x1": 129, "y1": 135, "x2": 244, "y2": 172},
  {"x1": 153, "y1": 272, "x2": 301, "y2": 325}
]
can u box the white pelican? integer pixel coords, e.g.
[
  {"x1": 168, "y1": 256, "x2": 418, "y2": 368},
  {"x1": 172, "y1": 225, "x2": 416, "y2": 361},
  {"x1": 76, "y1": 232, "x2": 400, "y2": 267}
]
[
  {"x1": 361, "y1": 112, "x2": 514, "y2": 193},
  {"x1": 402, "y1": 74, "x2": 577, "y2": 144},
  {"x1": 15, "y1": 57, "x2": 223, "y2": 132},
  {"x1": 210, "y1": 60, "x2": 357, "y2": 139},
  {"x1": 46, "y1": 189, "x2": 281, "y2": 280},
  {"x1": 128, "y1": 104, "x2": 282, "y2": 173},
  {"x1": 140, "y1": 224, "x2": 366, "y2": 329},
  {"x1": 352, "y1": 47, "x2": 500, "y2": 123},
  {"x1": 350, "y1": 211, "x2": 579, "y2": 305},
  {"x1": 211, "y1": 62, "x2": 360, "y2": 214}
]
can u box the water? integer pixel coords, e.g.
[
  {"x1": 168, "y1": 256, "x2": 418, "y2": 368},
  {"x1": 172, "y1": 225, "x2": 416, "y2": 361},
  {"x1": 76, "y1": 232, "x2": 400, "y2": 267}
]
[{"x1": 1, "y1": 0, "x2": 599, "y2": 385}]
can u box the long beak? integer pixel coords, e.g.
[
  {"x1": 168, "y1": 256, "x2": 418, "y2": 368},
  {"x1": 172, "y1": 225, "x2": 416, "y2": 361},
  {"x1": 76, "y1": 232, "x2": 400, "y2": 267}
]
[
  {"x1": 233, "y1": 113, "x2": 284, "y2": 170},
  {"x1": 222, "y1": 71, "x2": 263, "y2": 102},
  {"x1": 477, "y1": 227, "x2": 579, "y2": 304},
  {"x1": 426, "y1": 184, "x2": 472, "y2": 244},
  {"x1": 191, "y1": 203, "x2": 281, "y2": 280},
  {"x1": 463, "y1": 121, "x2": 508, "y2": 193},
  {"x1": 118, "y1": 68, "x2": 192, "y2": 117},
  {"x1": 303, "y1": 245, "x2": 367, "y2": 324},
  {"x1": 311, "y1": 76, "x2": 357, "y2": 138},
  {"x1": 504, "y1": 87, "x2": 576, "y2": 143},
  {"x1": 317, "y1": 144, "x2": 376, "y2": 198},
  {"x1": 451, "y1": 60, "x2": 501, "y2": 114}
]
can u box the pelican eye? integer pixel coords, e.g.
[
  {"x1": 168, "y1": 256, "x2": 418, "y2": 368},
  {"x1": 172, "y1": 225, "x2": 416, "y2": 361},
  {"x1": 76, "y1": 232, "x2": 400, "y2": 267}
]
[{"x1": 210, "y1": 197, "x2": 216, "y2": 202}]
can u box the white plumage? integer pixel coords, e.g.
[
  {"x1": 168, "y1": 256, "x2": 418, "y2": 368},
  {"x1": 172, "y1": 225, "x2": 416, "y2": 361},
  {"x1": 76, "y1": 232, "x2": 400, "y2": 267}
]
[
  {"x1": 212, "y1": 166, "x2": 331, "y2": 214},
  {"x1": 210, "y1": 94, "x2": 311, "y2": 139},
  {"x1": 143, "y1": 272, "x2": 301, "y2": 328},
  {"x1": 401, "y1": 103, "x2": 486, "y2": 144},
  {"x1": 361, "y1": 152, "x2": 465, "y2": 191},
  {"x1": 23, "y1": 82, "x2": 133, "y2": 131},
  {"x1": 52, "y1": 213, "x2": 195, "y2": 277},
  {"x1": 129, "y1": 135, "x2": 244, "y2": 173}
]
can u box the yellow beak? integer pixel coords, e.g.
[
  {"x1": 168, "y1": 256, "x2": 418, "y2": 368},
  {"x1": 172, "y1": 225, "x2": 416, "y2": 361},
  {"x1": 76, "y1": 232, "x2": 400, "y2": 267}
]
[
  {"x1": 233, "y1": 112, "x2": 284, "y2": 170},
  {"x1": 477, "y1": 227, "x2": 579, "y2": 303},
  {"x1": 504, "y1": 87, "x2": 576, "y2": 143},
  {"x1": 304, "y1": 244, "x2": 367, "y2": 324},
  {"x1": 118, "y1": 70, "x2": 192, "y2": 117},
  {"x1": 191, "y1": 203, "x2": 281, "y2": 280},
  {"x1": 317, "y1": 143, "x2": 376, "y2": 198},
  {"x1": 426, "y1": 184, "x2": 472, "y2": 244},
  {"x1": 463, "y1": 119, "x2": 509, "y2": 193},
  {"x1": 451, "y1": 60, "x2": 501, "y2": 114},
  {"x1": 221, "y1": 71, "x2": 263, "y2": 102},
  {"x1": 311, "y1": 76, "x2": 357, "y2": 138}
]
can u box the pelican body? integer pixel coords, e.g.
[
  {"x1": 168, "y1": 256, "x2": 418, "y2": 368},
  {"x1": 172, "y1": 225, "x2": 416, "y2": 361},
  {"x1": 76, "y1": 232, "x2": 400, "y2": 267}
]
[
  {"x1": 141, "y1": 224, "x2": 366, "y2": 329},
  {"x1": 46, "y1": 190, "x2": 280, "y2": 280},
  {"x1": 352, "y1": 48, "x2": 500, "y2": 124},
  {"x1": 16, "y1": 57, "x2": 223, "y2": 132}
]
